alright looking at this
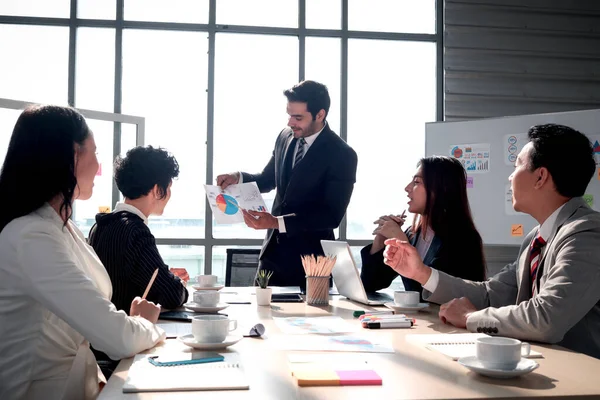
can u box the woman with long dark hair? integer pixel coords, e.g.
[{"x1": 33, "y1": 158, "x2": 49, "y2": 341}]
[
  {"x1": 361, "y1": 156, "x2": 486, "y2": 296},
  {"x1": 0, "y1": 106, "x2": 165, "y2": 400}
]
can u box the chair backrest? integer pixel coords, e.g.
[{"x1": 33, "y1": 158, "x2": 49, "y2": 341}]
[{"x1": 225, "y1": 248, "x2": 261, "y2": 287}]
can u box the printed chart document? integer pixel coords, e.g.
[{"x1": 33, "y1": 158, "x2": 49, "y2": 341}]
[
  {"x1": 273, "y1": 316, "x2": 357, "y2": 334},
  {"x1": 204, "y1": 182, "x2": 268, "y2": 224},
  {"x1": 274, "y1": 334, "x2": 394, "y2": 353}
]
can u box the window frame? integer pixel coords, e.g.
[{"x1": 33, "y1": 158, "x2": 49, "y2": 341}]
[{"x1": 0, "y1": 0, "x2": 443, "y2": 275}]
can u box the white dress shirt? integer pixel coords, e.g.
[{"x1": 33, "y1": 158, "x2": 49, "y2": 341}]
[
  {"x1": 239, "y1": 123, "x2": 327, "y2": 233},
  {"x1": 415, "y1": 226, "x2": 435, "y2": 261},
  {"x1": 0, "y1": 204, "x2": 165, "y2": 400},
  {"x1": 422, "y1": 204, "x2": 567, "y2": 292},
  {"x1": 115, "y1": 202, "x2": 149, "y2": 225}
]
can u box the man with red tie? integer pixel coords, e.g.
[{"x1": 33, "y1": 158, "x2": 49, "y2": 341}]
[{"x1": 383, "y1": 123, "x2": 600, "y2": 359}]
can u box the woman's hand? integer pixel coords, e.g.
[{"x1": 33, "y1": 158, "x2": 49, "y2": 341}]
[
  {"x1": 370, "y1": 212, "x2": 408, "y2": 254},
  {"x1": 373, "y1": 213, "x2": 406, "y2": 229},
  {"x1": 130, "y1": 297, "x2": 161, "y2": 324},
  {"x1": 373, "y1": 219, "x2": 409, "y2": 241}
]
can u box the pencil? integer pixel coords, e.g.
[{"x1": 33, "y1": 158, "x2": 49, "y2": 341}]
[{"x1": 142, "y1": 268, "x2": 159, "y2": 300}]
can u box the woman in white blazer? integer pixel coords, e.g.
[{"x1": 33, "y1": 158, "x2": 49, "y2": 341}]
[{"x1": 0, "y1": 106, "x2": 166, "y2": 400}]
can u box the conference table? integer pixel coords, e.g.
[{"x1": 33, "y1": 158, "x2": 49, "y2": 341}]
[{"x1": 99, "y1": 288, "x2": 600, "y2": 400}]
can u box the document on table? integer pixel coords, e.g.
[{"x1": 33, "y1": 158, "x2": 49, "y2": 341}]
[
  {"x1": 156, "y1": 323, "x2": 192, "y2": 338},
  {"x1": 407, "y1": 333, "x2": 542, "y2": 360},
  {"x1": 273, "y1": 316, "x2": 357, "y2": 334},
  {"x1": 274, "y1": 334, "x2": 394, "y2": 353}
]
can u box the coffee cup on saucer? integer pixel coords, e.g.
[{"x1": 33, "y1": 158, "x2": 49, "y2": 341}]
[
  {"x1": 193, "y1": 291, "x2": 220, "y2": 307},
  {"x1": 196, "y1": 274, "x2": 218, "y2": 288},
  {"x1": 394, "y1": 290, "x2": 420, "y2": 306},
  {"x1": 192, "y1": 315, "x2": 237, "y2": 343},
  {"x1": 476, "y1": 336, "x2": 531, "y2": 370}
]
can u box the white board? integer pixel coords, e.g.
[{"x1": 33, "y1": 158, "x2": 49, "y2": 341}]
[{"x1": 426, "y1": 109, "x2": 600, "y2": 245}]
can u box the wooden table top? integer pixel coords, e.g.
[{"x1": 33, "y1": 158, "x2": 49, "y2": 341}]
[{"x1": 99, "y1": 290, "x2": 600, "y2": 400}]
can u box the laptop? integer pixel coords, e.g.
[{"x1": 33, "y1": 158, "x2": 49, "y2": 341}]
[{"x1": 321, "y1": 240, "x2": 394, "y2": 305}]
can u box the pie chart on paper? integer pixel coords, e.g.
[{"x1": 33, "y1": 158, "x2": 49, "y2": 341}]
[{"x1": 216, "y1": 194, "x2": 239, "y2": 215}]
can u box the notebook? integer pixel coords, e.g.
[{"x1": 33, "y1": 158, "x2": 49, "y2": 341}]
[
  {"x1": 407, "y1": 333, "x2": 543, "y2": 361},
  {"x1": 123, "y1": 354, "x2": 249, "y2": 392},
  {"x1": 288, "y1": 354, "x2": 382, "y2": 387}
]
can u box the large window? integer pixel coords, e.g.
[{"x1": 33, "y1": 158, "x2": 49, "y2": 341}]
[
  {"x1": 347, "y1": 40, "x2": 437, "y2": 239},
  {"x1": 213, "y1": 33, "x2": 298, "y2": 239},
  {"x1": 122, "y1": 29, "x2": 208, "y2": 239},
  {"x1": 0, "y1": 0, "x2": 440, "y2": 282},
  {"x1": 0, "y1": 25, "x2": 69, "y2": 104}
]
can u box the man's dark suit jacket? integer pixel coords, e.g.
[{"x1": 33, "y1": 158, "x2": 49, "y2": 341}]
[{"x1": 241, "y1": 124, "x2": 358, "y2": 288}]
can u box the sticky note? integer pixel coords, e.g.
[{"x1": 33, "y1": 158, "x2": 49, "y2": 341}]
[
  {"x1": 583, "y1": 194, "x2": 594, "y2": 208},
  {"x1": 98, "y1": 206, "x2": 111, "y2": 213},
  {"x1": 336, "y1": 370, "x2": 382, "y2": 386},
  {"x1": 511, "y1": 224, "x2": 523, "y2": 237},
  {"x1": 466, "y1": 176, "x2": 474, "y2": 189}
]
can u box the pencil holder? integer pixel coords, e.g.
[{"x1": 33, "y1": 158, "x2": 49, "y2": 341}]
[{"x1": 306, "y1": 276, "x2": 329, "y2": 305}]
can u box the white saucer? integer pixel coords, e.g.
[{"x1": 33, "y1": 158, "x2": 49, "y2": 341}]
[
  {"x1": 384, "y1": 302, "x2": 429, "y2": 313},
  {"x1": 192, "y1": 284, "x2": 224, "y2": 291},
  {"x1": 184, "y1": 302, "x2": 229, "y2": 313},
  {"x1": 458, "y1": 356, "x2": 539, "y2": 379},
  {"x1": 178, "y1": 334, "x2": 243, "y2": 350}
]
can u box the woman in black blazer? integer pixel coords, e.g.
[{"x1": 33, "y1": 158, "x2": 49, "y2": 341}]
[{"x1": 360, "y1": 156, "x2": 487, "y2": 296}]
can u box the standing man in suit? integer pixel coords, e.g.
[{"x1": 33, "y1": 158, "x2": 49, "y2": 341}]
[
  {"x1": 217, "y1": 80, "x2": 358, "y2": 289},
  {"x1": 383, "y1": 123, "x2": 600, "y2": 359}
]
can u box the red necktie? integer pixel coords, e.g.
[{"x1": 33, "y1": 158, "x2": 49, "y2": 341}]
[{"x1": 529, "y1": 234, "x2": 546, "y2": 296}]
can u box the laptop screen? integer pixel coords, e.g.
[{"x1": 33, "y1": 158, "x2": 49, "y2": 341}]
[{"x1": 320, "y1": 240, "x2": 369, "y2": 303}]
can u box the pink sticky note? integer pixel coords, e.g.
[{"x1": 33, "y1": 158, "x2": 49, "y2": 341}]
[
  {"x1": 467, "y1": 176, "x2": 474, "y2": 188},
  {"x1": 336, "y1": 370, "x2": 382, "y2": 385}
]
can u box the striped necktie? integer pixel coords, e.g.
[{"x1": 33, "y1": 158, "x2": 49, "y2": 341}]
[
  {"x1": 294, "y1": 138, "x2": 307, "y2": 167},
  {"x1": 528, "y1": 234, "x2": 546, "y2": 296}
]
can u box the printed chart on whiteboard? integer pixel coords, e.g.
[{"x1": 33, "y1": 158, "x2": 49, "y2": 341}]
[
  {"x1": 204, "y1": 182, "x2": 268, "y2": 224},
  {"x1": 592, "y1": 136, "x2": 600, "y2": 167},
  {"x1": 449, "y1": 143, "x2": 491, "y2": 173},
  {"x1": 504, "y1": 134, "x2": 527, "y2": 166}
]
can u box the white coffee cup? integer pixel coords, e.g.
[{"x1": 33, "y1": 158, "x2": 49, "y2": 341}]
[
  {"x1": 192, "y1": 315, "x2": 237, "y2": 343},
  {"x1": 196, "y1": 275, "x2": 218, "y2": 287},
  {"x1": 394, "y1": 290, "x2": 420, "y2": 306},
  {"x1": 193, "y1": 291, "x2": 220, "y2": 307},
  {"x1": 475, "y1": 336, "x2": 531, "y2": 370}
]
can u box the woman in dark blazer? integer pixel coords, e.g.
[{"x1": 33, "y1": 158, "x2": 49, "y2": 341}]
[{"x1": 360, "y1": 156, "x2": 486, "y2": 296}]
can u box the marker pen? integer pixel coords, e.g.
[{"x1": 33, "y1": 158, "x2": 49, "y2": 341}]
[
  {"x1": 363, "y1": 320, "x2": 413, "y2": 329},
  {"x1": 356, "y1": 310, "x2": 394, "y2": 319},
  {"x1": 362, "y1": 315, "x2": 414, "y2": 323}
]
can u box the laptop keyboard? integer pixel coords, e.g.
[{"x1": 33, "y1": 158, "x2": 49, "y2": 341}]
[{"x1": 366, "y1": 292, "x2": 393, "y2": 302}]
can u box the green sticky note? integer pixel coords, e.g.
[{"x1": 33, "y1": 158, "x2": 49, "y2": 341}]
[{"x1": 583, "y1": 194, "x2": 594, "y2": 208}]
